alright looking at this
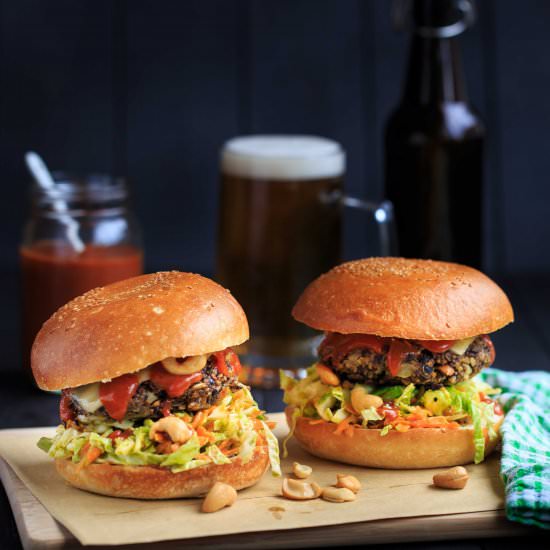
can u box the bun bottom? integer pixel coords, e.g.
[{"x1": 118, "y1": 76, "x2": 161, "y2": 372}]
[
  {"x1": 286, "y1": 407, "x2": 502, "y2": 469},
  {"x1": 55, "y1": 445, "x2": 268, "y2": 499}
]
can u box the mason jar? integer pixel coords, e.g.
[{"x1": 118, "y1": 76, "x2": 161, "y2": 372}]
[{"x1": 20, "y1": 173, "x2": 144, "y2": 372}]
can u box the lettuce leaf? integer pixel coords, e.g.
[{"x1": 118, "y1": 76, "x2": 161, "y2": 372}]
[
  {"x1": 361, "y1": 407, "x2": 383, "y2": 424},
  {"x1": 372, "y1": 386, "x2": 404, "y2": 400},
  {"x1": 37, "y1": 437, "x2": 53, "y2": 453},
  {"x1": 261, "y1": 420, "x2": 282, "y2": 477},
  {"x1": 38, "y1": 386, "x2": 281, "y2": 474},
  {"x1": 281, "y1": 367, "x2": 502, "y2": 463},
  {"x1": 160, "y1": 435, "x2": 200, "y2": 468}
]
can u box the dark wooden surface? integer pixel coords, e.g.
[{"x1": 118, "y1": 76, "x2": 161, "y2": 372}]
[
  {"x1": 0, "y1": 274, "x2": 549, "y2": 548},
  {"x1": 1, "y1": 0, "x2": 550, "y2": 276}
]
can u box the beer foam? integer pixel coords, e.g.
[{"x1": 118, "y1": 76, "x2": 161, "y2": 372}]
[{"x1": 222, "y1": 135, "x2": 345, "y2": 180}]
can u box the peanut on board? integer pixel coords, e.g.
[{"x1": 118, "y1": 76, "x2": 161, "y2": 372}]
[
  {"x1": 281, "y1": 478, "x2": 322, "y2": 500},
  {"x1": 433, "y1": 466, "x2": 469, "y2": 490},
  {"x1": 201, "y1": 482, "x2": 238, "y2": 513},
  {"x1": 292, "y1": 462, "x2": 313, "y2": 479},
  {"x1": 321, "y1": 486, "x2": 356, "y2": 503},
  {"x1": 335, "y1": 474, "x2": 362, "y2": 493}
]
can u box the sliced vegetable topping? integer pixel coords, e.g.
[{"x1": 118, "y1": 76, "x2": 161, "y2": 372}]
[
  {"x1": 39, "y1": 386, "x2": 281, "y2": 475},
  {"x1": 281, "y1": 364, "x2": 503, "y2": 464}
]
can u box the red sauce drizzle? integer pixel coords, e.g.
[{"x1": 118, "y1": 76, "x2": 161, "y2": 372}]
[
  {"x1": 161, "y1": 400, "x2": 172, "y2": 417},
  {"x1": 416, "y1": 339, "x2": 456, "y2": 353},
  {"x1": 213, "y1": 349, "x2": 242, "y2": 377},
  {"x1": 387, "y1": 339, "x2": 417, "y2": 377},
  {"x1": 149, "y1": 363, "x2": 202, "y2": 398},
  {"x1": 226, "y1": 349, "x2": 243, "y2": 376},
  {"x1": 214, "y1": 351, "x2": 230, "y2": 376},
  {"x1": 60, "y1": 392, "x2": 75, "y2": 422},
  {"x1": 320, "y1": 333, "x2": 386, "y2": 359},
  {"x1": 482, "y1": 335, "x2": 496, "y2": 364},
  {"x1": 99, "y1": 373, "x2": 139, "y2": 421}
]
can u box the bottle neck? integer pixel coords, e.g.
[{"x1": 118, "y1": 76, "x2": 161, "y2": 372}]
[{"x1": 402, "y1": 34, "x2": 467, "y2": 105}]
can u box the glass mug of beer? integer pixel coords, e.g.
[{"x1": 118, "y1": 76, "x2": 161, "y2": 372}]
[{"x1": 216, "y1": 136, "x2": 394, "y2": 388}]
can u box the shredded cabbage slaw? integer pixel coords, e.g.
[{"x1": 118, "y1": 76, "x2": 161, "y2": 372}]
[
  {"x1": 281, "y1": 365, "x2": 502, "y2": 464},
  {"x1": 38, "y1": 386, "x2": 281, "y2": 476}
]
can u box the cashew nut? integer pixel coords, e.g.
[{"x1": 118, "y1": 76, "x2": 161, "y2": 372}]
[
  {"x1": 433, "y1": 466, "x2": 469, "y2": 490},
  {"x1": 321, "y1": 486, "x2": 356, "y2": 503},
  {"x1": 335, "y1": 473, "x2": 361, "y2": 493},
  {"x1": 316, "y1": 364, "x2": 340, "y2": 386},
  {"x1": 351, "y1": 386, "x2": 383, "y2": 412},
  {"x1": 292, "y1": 462, "x2": 312, "y2": 479},
  {"x1": 201, "y1": 482, "x2": 237, "y2": 513},
  {"x1": 161, "y1": 355, "x2": 207, "y2": 375},
  {"x1": 149, "y1": 416, "x2": 193, "y2": 444},
  {"x1": 281, "y1": 478, "x2": 321, "y2": 500}
]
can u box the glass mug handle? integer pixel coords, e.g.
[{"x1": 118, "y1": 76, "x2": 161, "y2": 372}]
[{"x1": 341, "y1": 196, "x2": 398, "y2": 256}]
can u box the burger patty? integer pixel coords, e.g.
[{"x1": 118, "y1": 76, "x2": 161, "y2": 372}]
[
  {"x1": 320, "y1": 336, "x2": 492, "y2": 388},
  {"x1": 68, "y1": 360, "x2": 240, "y2": 424}
]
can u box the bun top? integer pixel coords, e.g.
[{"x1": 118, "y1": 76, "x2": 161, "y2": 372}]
[
  {"x1": 292, "y1": 257, "x2": 514, "y2": 340},
  {"x1": 32, "y1": 272, "x2": 249, "y2": 390}
]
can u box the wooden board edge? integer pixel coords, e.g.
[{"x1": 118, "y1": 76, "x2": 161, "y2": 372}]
[{"x1": 0, "y1": 458, "x2": 75, "y2": 550}]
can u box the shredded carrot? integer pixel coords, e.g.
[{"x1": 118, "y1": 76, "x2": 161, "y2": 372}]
[
  {"x1": 196, "y1": 426, "x2": 216, "y2": 442},
  {"x1": 254, "y1": 419, "x2": 265, "y2": 432},
  {"x1": 308, "y1": 419, "x2": 325, "y2": 425},
  {"x1": 221, "y1": 447, "x2": 239, "y2": 457},
  {"x1": 204, "y1": 404, "x2": 217, "y2": 415},
  {"x1": 334, "y1": 416, "x2": 355, "y2": 435},
  {"x1": 77, "y1": 443, "x2": 102, "y2": 470},
  {"x1": 394, "y1": 423, "x2": 410, "y2": 433},
  {"x1": 191, "y1": 411, "x2": 205, "y2": 429},
  {"x1": 265, "y1": 421, "x2": 277, "y2": 430},
  {"x1": 395, "y1": 419, "x2": 459, "y2": 430},
  {"x1": 218, "y1": 439, "x2": 231, "y2": 451},
  {"x1": 232, "y1": 389, "x2": 245, "y2": 401}
]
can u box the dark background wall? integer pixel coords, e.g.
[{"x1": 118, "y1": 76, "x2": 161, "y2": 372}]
[{"x1": 1, "y1": 0, "x2": 550, "y2": 279}]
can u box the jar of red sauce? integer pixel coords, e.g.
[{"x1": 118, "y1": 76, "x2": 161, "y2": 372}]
[{"x1": 20, "y1": 174, "x2": 143, "y2": 371}]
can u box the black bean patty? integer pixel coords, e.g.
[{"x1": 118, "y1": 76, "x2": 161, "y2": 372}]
[
  {"x1": 67, "y1": 356, "x2": 240, "y2": 424},
  {"x1": 319, "y1": 336, "x2": 493, "y2": 388}
]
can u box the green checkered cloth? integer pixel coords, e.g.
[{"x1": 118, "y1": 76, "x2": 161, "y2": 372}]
[{"x1": 480, "y1": 368, "x2": 550, "y2": 529}]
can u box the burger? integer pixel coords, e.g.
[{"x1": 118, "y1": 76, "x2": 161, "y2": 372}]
[
  {"x1": 281, "y1": 257, "x2": 513, "y2": 469},
  {"x1": 33, "y1": 271, "x2": 280, "y2": 498}
]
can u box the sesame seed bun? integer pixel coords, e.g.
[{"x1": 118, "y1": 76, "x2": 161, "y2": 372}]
[
  {"x1": 55, "y1": 444, "x2": 268, "y2": 499},
  {"x1": 292, "y1": 257, "x2": 514, "y2": 340},
  {"x1": 31, "y1": 271, "x2": 249, "y2": 390},
  {"x1": 286, "y1": 407, "x2": 502, "y2": 469}
]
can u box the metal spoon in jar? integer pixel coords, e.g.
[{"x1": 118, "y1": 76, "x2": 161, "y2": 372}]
[{"x1": 24, "y1": 151, "x2": 85, "y2": 253}]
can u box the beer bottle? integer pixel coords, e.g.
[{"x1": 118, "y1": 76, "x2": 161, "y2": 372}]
[{"x1": 384, "y1": 0, "x2": 485, "y2": 267}]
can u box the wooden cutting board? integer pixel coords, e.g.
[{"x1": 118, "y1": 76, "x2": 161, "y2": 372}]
[
  {"x1": 0, "y1": 458, "x2": 532, "y2": 550},
  {"x1": 0, "y1": 414, "x2": 537, "y2": 549}
]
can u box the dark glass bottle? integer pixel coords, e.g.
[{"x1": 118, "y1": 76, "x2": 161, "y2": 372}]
[{"x1": 385, "y1": 0, "x2": 485, "y2": 267}]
